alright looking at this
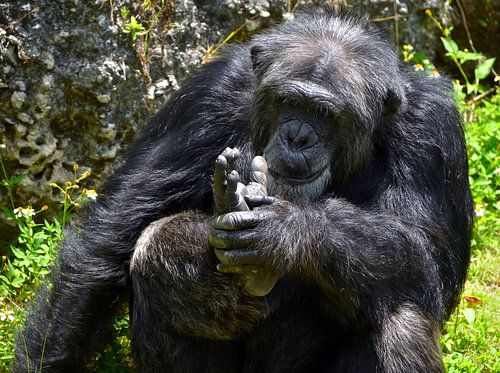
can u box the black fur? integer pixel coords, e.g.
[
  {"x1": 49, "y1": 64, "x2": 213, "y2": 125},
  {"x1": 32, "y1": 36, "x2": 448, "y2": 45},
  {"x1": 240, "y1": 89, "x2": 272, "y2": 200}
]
[{"x1": 14, "y1": 8, "x2": 473, "y2": 373}]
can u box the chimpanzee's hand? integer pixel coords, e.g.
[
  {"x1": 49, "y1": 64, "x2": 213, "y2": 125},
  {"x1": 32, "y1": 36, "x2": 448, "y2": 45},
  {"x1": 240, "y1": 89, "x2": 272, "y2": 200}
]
[
  {"x1": 211, "y1": 151, "x2": 279, "y2": 297},
  {"x1": 213, "y1": 147, "x2": 249, "y2": 215},
  {"x1": 210, "y1": 207, "x2": 281, "y2": 297}
]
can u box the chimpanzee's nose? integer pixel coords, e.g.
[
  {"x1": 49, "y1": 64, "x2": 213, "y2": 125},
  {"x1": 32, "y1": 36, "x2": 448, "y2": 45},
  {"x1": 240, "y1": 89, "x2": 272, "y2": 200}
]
[{"x1": 280, "y1": 120, "x2": 319, "y2": 151}]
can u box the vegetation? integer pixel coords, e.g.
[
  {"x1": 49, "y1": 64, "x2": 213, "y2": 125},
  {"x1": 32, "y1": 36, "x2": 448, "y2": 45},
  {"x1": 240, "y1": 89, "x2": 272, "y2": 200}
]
[
  {"x1": 441, "y1": 95, "x2": 500, "y2": 372},
  {"x1": 0, "y1": 7, "x2": 498, "y2": 373}
]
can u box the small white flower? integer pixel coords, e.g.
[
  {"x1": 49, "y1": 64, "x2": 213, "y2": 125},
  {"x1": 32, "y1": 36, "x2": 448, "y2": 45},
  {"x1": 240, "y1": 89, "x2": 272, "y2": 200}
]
[
  {"x1": 25, "y1": 206, "x2": 35, "y2": 216},
  {"x1": 474, "y1": 206, "x2": 485, "y2": 217},
  {"x1": 84, "y1": 189, "x2": 98, "y2": 201},
  {"x1": 14, "y1": 207, "x2": 24, "y2": 217},
  {"x1": 0, "y1": 310, "x2": 15, "y2": 322},
  {"x1": 414, "y1": 64, "x2": 424, "y2": 71},
  {"x1": 430, "y1": 70, "x2": 440, "y2": 78}
]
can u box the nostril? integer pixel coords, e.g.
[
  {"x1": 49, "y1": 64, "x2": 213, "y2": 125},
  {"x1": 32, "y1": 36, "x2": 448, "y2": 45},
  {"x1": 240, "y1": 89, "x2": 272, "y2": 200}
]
[
  {"x1": 280, "y1": 120, "x2": 318, "y2": 150},
  {"x1": 294, "y1": 135, "x2": 308, "y2": 148}
]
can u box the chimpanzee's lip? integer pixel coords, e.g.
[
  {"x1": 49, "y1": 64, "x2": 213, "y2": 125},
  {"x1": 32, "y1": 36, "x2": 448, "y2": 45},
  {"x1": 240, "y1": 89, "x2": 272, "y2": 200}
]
[{"x1": 268, "y1": 166, "x2": 327, "y2": 185}]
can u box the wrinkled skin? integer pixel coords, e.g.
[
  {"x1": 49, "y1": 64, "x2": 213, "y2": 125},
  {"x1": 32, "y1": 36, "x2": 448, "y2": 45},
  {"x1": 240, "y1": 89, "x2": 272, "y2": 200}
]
[{"x1": 211, "y1": 148, "x2": 279, "y2": 297}]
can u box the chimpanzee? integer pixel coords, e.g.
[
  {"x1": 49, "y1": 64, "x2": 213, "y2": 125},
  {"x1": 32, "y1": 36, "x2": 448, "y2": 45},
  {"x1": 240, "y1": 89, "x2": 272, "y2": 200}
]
[{"x1": 15, "y1": 7, "x2": 473, "y2": 373}]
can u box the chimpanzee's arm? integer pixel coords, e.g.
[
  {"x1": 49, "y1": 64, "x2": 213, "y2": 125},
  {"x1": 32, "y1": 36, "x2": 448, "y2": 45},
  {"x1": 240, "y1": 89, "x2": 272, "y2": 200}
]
[
  {"x1": 131, "y1": 148, "x2": 271, "y2": 343},
  {"x1": 209, "y1": 147, "x2": 471, "y2": 372},
  {"x1": 130, "y1": 211, "x2": 267, "y2": 342},
  {"x1": 211, "y1": 194, "x2": 458, "y2": 321}
]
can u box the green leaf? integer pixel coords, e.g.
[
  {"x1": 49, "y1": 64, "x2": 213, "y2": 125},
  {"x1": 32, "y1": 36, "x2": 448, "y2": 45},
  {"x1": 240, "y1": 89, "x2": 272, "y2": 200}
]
[
  {"x1": 11, "y1": 277, "x2": 24, "y2": 287},
  {"x1": 462, "y1": 308, "x2": 475, "y2": 324},
  {"x1": 466, "y1": 83, "x2": 477, "y2": 95},
  {"x1": 1, "y1": 207, "x2": 15, "y2": 220},
  {"x1": 441, "y1": 37, "x2": 459, "y2": 55},
  {"x1": 475, "y1": 58, "x2": 496, "y2": 81},
  {"x1": 33, "y1": 231, "x2": 48, "y2": 241},
  {"x1": 11, "y1": 247, "x2": 26, "y2": 259},
  {"x1": 1, "y1": 173, "x2": 27, "y2": 187},
  {"x1": 457, "y1": 51, "x2": 484, "y2": 64},
  {"x1": 9, "y1": 173, "x2": 27, "y2": 185},
  {"x1": 413, "y1": 51, "x2": 426, "y2": 64}
]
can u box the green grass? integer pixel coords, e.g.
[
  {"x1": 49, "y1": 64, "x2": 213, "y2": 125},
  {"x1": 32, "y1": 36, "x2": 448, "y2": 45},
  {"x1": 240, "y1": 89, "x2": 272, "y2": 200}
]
[
  {"x1": 440, "y1": 92, "x2": 500, "y2": 372},
  {"x1": 442, "y1": 244, "x2": 500, "y2": 372}
]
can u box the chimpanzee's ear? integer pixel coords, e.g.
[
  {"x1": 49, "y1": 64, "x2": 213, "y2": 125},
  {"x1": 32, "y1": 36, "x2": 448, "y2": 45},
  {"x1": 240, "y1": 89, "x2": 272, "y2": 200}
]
[
  {"x1": 250, "y1": 45, "x2": 269, "y2": 77},
  {"x1": 383, "y1": 84, "x2": 407, "y2": 119},
  {"x1": 250, "y1": 45, "x2": 263, "y2": 71}
]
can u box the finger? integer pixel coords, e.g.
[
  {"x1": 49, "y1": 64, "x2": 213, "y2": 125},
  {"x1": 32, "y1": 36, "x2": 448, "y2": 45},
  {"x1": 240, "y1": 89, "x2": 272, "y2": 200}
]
[
  {"x1": 243, "y1": 273, "x2": 279, "y2": 297},
  {"x1": 216, "y1": 263, "x2": 262, "y2": 274},
  {"x1": 221, "y1": 147, "x2": 234, "y2": 159},
  {"x1": 233, "y1": 182, "x2": 250, "y2": 211},
  {"x1": 226, "y1": 170, "x2": 239, "y2": 194},
  {"x1": 222, "y1": 147, "x2": 240, "y2": 170},
  {"x1": 251, "y1": 156, "x2": 268, "y2": 175},
  {"x1": 225, "y1": 171, "x2": 250, "y2": 211},
  {"x1": 209, "y1": 229, "x2": 257, "y2": 249},
  {"x1": 236, "y1": 181, "x2": 247, "y2": 196},
  {"x1": 214, "y1": 155, "x2": 228, "y2": 194},
  {"x1": 251, "y1": 156, "x2": 268, "y2": 185},
  {"x1": 246, "y1": 181, "x2": 267, "y2": 197},
  {"x1": 214, "y1": 248, "x2": 262, "y2": 266},
  {"x1": 245, "y1": 195, "x2": 276, "y2": 208},
  {"x1": 251, "y1": 171, "x2": 268, "y2": 188},
  {"x1": 214, "y1": 210, "x2": 272, "y2": 230}
]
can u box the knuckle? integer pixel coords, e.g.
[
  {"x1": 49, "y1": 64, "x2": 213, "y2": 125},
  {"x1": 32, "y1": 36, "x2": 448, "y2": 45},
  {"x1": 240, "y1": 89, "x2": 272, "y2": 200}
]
[
  {"x1": 215, "y1": 155, "x2": 227, "y2": 165},
  {"x1": 227, "y1": 213, "x2": 240, "y2": 227},
  {"x1": 209, "y1": 232, "x2": 222, "y2": 247}
]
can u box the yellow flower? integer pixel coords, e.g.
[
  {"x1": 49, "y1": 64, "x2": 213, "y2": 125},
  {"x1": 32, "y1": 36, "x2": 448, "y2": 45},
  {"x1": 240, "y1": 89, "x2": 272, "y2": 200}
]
[
  {"x1": 424, "y1": 9, "x2": 432, "y2": 16},
  {"x1": 414, "y1": 64, "x2": 424, "y2": 71}
]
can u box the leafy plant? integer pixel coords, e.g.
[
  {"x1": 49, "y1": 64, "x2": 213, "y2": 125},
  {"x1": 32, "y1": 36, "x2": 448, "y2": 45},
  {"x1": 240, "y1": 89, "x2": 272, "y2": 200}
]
[
  {"x1": 0, "y1": 143, "x2": 24, "y2": 211},
  {"x1": 0, "y1": 145, "x2": 98, "y2": 370},
  {"x1": 466, "y1": 93, "x2": 500, "y2": 248},
  {"x1": 119, "y1": 1, "x2": 172, "y2": 44},
  {"x1": 0, "y1": 208, "x2": 60, "y2": 296},
  {"x1": 440, "y1": 92, "x2": 500, "y2": 372},
  {"x1": 402, "y1": 43, "x2": 436, "y2": 72},
  {"x1": 49, "y1": 163, "x2": 97, "y2": 229},
  {"x1": 0, "y1": 204, "x2": 62, "y2": 371},
  {"x1": 425, "y1": 9, "x2": 496, "y2": 99},
  {"x1": 122, "y1": 16, "x2": 147, "y2": 41}
]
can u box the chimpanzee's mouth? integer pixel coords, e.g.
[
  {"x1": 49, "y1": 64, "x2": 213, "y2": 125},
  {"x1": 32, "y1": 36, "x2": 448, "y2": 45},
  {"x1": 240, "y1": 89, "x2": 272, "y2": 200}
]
[{"x1": 268, "y1": 166, "x2": 328, "y2": 186}]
